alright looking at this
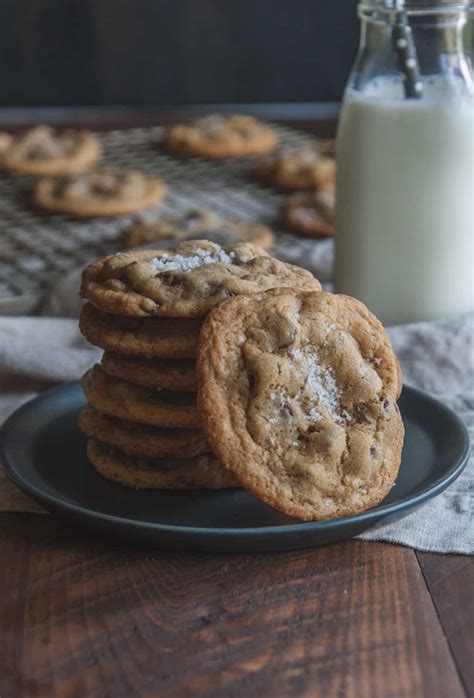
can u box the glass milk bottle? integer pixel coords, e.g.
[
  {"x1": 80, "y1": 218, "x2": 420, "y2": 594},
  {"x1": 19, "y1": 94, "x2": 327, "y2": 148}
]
[{"x1": 335, "y1": 0, "x2": 474, "y2": 325}]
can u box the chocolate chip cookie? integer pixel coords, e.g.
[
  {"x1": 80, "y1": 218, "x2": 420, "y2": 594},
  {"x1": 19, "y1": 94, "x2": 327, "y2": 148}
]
[
  {"x1": 87, "y1": 439, "x2": 237, "y2": 489},
  {"x1": 34, "y1": 169, "x2": 166, "y2": 217},
  {"x1": 121, "y1": 209, "x2": 274, "y2": 251},
  {"x1": 1, "y1": 125, "x2": 101, "y2": 175},
  {"x1": 283, "y1": 190, "x2": 335, "y2": 238},
  {"x1": 79, "y1": 303, "x2": 201, "y2": 358},
  {"x1": 101, "y1": 351, "x2": 197, "y2": 391},
  {"x1": 256, "y1": 145, "x2": 336, "y2": 190},
  {"x1": 197, "y1": 289, "x2": 404, "y2": 521},
  {"x1": 82, "y1": 365, "x2": 200, "y2": 428},
  {"x1": 81, "y1": 240, "x2": 321, "y2": 318},
  {"x1": 163, "y1": 114, "x2": 279, "y2": 158},
  {"x1": 79, "y1": 406, "x2": 208, "y2": 458}
]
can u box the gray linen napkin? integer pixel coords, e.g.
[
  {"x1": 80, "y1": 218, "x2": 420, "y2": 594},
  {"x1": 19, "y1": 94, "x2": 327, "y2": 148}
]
[{"x1": 361, "y1": 315, "x2": 473, "y2": 552}]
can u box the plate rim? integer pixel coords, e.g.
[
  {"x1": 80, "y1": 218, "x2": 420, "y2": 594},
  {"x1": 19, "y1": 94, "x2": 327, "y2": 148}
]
[{"x1": 0, "y1": 381, "x2": 470, "y2": 538}]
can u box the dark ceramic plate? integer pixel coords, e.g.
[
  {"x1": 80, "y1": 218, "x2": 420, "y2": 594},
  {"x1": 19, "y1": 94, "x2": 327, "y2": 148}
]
[{"x1": 0, "y1": 382, "x2": 469, "y2": 552}]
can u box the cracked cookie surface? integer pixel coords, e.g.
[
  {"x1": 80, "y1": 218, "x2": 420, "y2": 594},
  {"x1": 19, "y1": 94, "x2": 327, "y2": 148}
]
[
  {"x1": 197, "y1": 289, "x2": 404, "y2": 521},
  {"x1": 81, "y1": 240, "x2": 321, "y2": 318}
]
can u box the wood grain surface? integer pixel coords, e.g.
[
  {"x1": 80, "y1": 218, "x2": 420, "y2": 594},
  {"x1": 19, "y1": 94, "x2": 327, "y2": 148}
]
[
  {"x1": 417, "y1": 552, "x2": 474, "y2": 697},
  {"x1": 0, "y1": 514, "x2": 470, "y2": 698}
]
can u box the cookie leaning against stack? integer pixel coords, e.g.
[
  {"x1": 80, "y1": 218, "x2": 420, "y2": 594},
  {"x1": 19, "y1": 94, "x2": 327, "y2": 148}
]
[
  {"x1": 79, "y1": 240, "x2": 321, "y2": 490},
  {"x1": 197, "y1": 288, "x2": 404, "y2": 521}
]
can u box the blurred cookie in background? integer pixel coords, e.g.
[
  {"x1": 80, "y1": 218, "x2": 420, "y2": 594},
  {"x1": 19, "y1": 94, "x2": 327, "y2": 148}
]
[
  {"x1": 256, "y1": 142, "x2": 335, "y2": 191},
  {"x1": 314, "y1": 138, "x2": 336, "y2": 157},
  {"x1": 282, "y1": 189, "x2": 335, "y2": 238},
  {"x1": 1, "y1": 125, "x2": 102, "y2": 176},
  {"x1": 163, "y1": 114, "x2": 279, "y2": 158},
  {"x1": 34, "y1": 169, "x2": 167, "y2": 217},
  {"x1": 121, "y1": 209, "x2": 274, "y2": 250}
]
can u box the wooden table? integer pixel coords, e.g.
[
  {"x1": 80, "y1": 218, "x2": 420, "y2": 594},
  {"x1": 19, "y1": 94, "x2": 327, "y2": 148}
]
[{"x1": 1, "y1": 106, "x2": 472, "y2": 698}]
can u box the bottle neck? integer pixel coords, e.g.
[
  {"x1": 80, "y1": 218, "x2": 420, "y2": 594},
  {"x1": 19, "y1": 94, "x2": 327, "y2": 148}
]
[{"x1": 352, "y1": 3, "x2": 473, "y2": 93}]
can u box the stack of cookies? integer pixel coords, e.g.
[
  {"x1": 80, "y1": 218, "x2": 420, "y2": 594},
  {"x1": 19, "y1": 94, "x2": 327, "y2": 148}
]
[
  {"x1": 78, "y1": 239, "x2": 404, "y2": 521},
  {"x1": 78, "y1": 240, "x2": 321, "y2": 491}
]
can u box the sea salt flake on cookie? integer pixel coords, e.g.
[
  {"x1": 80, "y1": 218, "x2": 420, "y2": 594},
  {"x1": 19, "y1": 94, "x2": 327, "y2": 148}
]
[{"x1": 149, "y1": 245, "x2": 237, "y2": 272}]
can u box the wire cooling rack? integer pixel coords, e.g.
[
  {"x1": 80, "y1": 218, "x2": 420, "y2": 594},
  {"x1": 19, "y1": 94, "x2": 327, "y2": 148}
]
[{"x1": 0, "y1": 122, "x2": 327, "y2": 314}]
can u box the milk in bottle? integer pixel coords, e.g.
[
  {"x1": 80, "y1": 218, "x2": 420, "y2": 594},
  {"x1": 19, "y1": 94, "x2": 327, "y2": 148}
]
[{"x1": 334, "y1": 1, "x2": 474, "y2": 324}]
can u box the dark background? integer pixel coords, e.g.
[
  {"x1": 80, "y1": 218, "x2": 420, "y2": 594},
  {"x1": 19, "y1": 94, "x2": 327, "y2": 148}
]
[{"x1": 2, "y1": 0, "x2": 359, "y2": 107}]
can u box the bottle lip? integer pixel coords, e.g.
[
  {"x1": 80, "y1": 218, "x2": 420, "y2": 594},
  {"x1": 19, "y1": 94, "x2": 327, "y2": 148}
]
[{"x1": 359, "y1": 0, "x2": 471, "y2": 11}]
